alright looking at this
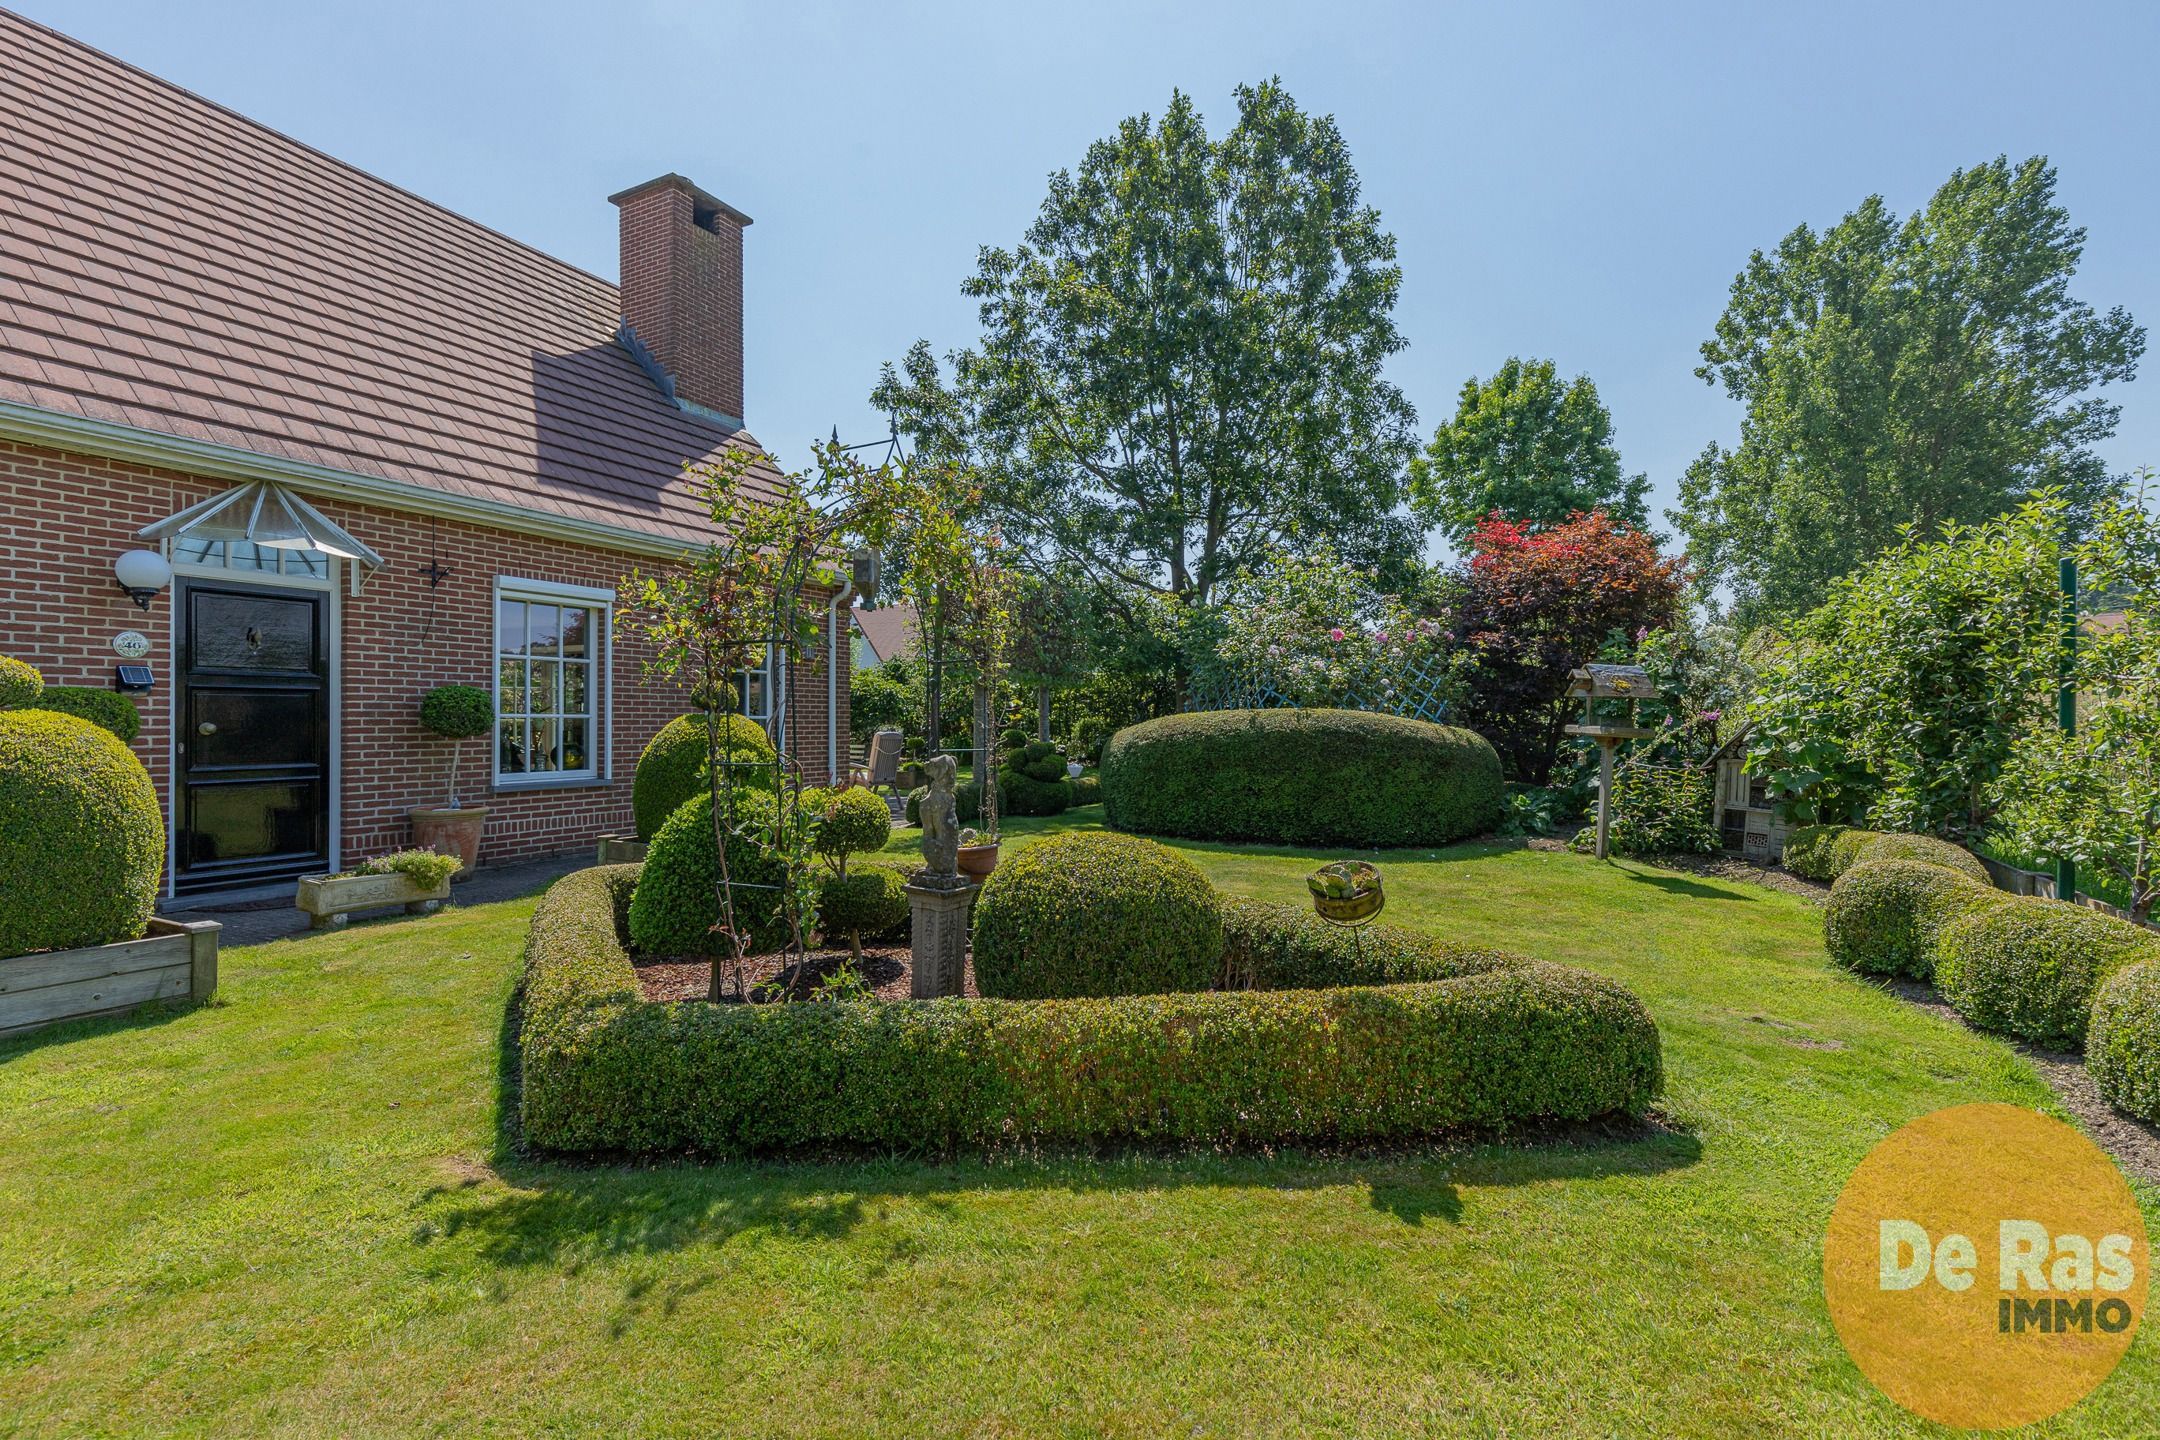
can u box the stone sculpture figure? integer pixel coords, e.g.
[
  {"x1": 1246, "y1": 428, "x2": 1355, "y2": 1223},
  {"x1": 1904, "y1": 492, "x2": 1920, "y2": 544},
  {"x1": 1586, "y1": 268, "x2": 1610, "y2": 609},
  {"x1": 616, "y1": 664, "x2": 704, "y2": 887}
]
[{"x1": 919, "y1": 752, "x2": 960, "y2": 880}]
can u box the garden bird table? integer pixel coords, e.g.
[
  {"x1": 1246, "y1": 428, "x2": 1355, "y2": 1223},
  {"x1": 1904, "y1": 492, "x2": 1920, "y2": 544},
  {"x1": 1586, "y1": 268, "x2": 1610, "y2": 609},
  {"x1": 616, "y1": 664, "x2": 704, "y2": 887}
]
[{"x1": 1562, "y1": 664, "x2": 1661, "y2": 861}]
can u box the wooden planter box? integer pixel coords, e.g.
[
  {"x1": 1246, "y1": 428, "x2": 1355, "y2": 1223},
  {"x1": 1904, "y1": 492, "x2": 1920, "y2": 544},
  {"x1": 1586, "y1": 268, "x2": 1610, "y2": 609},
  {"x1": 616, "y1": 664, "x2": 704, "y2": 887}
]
[
  {"x1": 294, "y1": 872, "x2": 452, "y2": 931},
  {"x1": 593, "y1": 834, "x2": 649, "y2": 865},
  {"x1": 0, "y1": 918, "x2": 221, "y2": 1039}
]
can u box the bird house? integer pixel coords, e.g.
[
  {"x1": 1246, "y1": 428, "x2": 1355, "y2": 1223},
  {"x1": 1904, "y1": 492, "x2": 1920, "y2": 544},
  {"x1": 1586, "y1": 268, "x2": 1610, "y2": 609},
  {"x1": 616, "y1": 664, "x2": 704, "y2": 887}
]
[{"x1": 1563, "y1": 664, "x2": 1659, "y2": 741}]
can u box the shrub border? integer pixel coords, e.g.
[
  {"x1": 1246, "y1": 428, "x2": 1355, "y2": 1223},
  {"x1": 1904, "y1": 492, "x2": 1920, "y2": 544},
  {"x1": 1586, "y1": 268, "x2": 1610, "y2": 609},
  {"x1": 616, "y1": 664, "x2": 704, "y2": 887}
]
[{"x1": 518, "y1": 865, "x2": 1663, "y2": 1157}]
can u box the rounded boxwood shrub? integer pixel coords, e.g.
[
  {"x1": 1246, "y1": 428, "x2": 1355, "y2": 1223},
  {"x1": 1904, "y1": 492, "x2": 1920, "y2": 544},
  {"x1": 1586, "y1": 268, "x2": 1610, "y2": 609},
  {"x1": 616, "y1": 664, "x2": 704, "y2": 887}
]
[
  {"x1": 1784, "y1": 827, "x2": 1990, "y2": 886},
  {"x1": 812, "y1": 785, "x2": 892, "y2": 868},
  {"x1": 1933, "y1": 896, "x2": 2160, "y2": 1050},
  {"x1": 1069, "y1": 774, "x2": 1100, "y2": 807},
  {"x1": 30, "y1": 686, "x2": 141, "y2": 743},
  {"x1": 972, "y1": 831, "x2": 1223, "y2": 999},
  {"x1": 1000, "y1": 773, "x2": 1073, "y2": 817},
  {"x1": 1100, "y1": 708, "x2": 1503, "y2": 848},
  {"x1": 632, "y1": 713, "x2": 776, "y2": 841},
  {"x1": 627, "y1": 787, "x2": 793, "y2": 956},
  {"x1": 819, "y1": 866, "x2": 911, "y2": 955},
  {"x1": 1218, "y1": 897, "x2": 1524, "y2": 990},
  {"x1": 518, "y1": 867, "x2": 1664, "y2": 1156},
  {"x1": 418, "y1": 683, "x2": 492, "y2": 739},
  {"x1": 2089, "y1": 961, "x2": 2160, "y2": 1122},
  {"x1": 0, "y1": 655, "x2": 43, "y2": 710},
  {"x1": 0, "y1": 709, "x2": 164, "y2": 957},
  {"x1": 1823, "y1": 859, "x2": 1997, "y2": 979}
]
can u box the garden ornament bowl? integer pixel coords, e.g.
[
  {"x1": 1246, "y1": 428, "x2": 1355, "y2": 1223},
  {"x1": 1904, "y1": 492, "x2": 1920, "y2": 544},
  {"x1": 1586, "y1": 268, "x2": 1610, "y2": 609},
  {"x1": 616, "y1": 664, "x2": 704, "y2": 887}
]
[{"x1": 1307, "y1": 860, "x2": 1384, "y2": 926}]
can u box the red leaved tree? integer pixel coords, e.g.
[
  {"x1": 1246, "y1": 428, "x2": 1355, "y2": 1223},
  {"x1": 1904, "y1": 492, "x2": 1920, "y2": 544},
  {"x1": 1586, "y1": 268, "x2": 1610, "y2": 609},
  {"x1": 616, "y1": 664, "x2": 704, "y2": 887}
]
[{"x1": 1452, "y1": 510, "x2": 1686, "y2": 783}]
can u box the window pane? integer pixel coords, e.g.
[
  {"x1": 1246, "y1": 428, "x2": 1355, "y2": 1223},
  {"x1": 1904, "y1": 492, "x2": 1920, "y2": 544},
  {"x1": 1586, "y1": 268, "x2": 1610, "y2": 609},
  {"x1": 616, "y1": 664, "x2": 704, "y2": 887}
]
[
  {"x1": 561, "y1": 719, "x2": 588, "y2": 772},
  {"x1": 531, "y1": 660, "x2": 560, "y2": 716},
  {"x1": 228, "y1": 541, "x2": 276, "y2": 571},
  {"x1": 498, "y1": 719, "x2": 526, "y2": 774},
  {"x1": 528, "y1": 605, "x2": 561, "y2": 657},
  {"x1": 563, "y1": 661, "x2": 589, "y2": 716},
  {"x1": 283, "y1": 549, "x2": 328, "y2": 578},
  {"x1": 175, "y1": 537, "x2": 221, "y2": 566},
  {"x1": 498, "y1": 599, "x2": 527, "y2": 655},
  {"x1": 742, "y1": 665, "x2": 769, "y2": 719},
  {"x1": 561, "y1": 607, "x2": 589, "y2": 658},
  {"x1": 529, "y1": 718, "x2": 560, "y2": 772},
  {"x1": 497, "y1": 658, "x2": 528, "y2": 717}
]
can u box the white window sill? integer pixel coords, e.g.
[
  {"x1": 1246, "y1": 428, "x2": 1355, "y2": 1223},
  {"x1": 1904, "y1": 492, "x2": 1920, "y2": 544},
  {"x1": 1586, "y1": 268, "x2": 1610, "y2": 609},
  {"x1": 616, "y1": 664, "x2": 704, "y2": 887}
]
[{"x1": 492, "y1": 774, "x2": 612, "y2": 793}]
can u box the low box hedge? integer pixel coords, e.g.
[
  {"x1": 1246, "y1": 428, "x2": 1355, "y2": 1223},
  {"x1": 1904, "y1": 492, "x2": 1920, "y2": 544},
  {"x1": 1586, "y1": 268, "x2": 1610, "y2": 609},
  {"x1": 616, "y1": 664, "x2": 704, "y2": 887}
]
[
  {"x1": 1099, "y1": 708, "x2": 1503, "y2": 849},
  {"x1": 1823, "y1": 858, "x2": 1998, "y2": 980},
  {"x1": 2089, "y1": 961, "x2": 2160, "y2": 1123},
  {"x1": 1932, "y1": 895, "x2": 2160, "y2": 1051},
  {"x1": 518, "y1": 866, "x2": 1663, "y2": 1156},
  {"x1": 1218, "y1": 897, "x2": 1524, "y2": 989},
  {"x1": 1784, "y1": 827, "x2": 1991, "y2": 886}
]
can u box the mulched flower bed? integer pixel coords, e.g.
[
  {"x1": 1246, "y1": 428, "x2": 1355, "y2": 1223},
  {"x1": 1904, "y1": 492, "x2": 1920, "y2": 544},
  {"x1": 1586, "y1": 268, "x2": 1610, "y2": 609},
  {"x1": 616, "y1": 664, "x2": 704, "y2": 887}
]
[{"x1": 636, "y1": 943, "x2": 979, "y2": 1004}]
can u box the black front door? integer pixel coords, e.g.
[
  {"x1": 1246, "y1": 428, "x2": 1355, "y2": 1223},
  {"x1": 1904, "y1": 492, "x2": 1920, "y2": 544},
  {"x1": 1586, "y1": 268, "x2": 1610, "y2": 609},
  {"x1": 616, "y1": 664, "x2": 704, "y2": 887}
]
[{"x1": 176, "y1": 581, "x2": 331, "y2": 893}]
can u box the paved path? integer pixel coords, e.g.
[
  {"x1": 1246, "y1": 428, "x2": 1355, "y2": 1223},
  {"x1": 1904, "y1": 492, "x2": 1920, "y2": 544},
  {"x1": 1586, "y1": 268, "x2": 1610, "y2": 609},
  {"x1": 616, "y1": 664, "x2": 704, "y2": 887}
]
[{"x1": 169, "y1": 852, "x2": 589, "y2": 948}]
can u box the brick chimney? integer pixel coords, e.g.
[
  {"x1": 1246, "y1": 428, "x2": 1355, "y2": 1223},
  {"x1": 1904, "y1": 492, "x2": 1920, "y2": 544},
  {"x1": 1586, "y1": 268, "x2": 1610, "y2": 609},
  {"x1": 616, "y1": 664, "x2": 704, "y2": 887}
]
[{"x1": 608, "y1": 174, "x2": 752, "y2": 428}]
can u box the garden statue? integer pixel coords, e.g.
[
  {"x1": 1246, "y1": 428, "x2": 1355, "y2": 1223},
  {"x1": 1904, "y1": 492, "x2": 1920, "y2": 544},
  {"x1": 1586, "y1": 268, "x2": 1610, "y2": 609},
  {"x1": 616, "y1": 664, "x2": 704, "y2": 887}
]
[
  {"x1": 919, "y1": 752, "x2": 961, "y2": 881},
  {"x1": 907, "y1": 752, "x2": 974, "y2": 997}
]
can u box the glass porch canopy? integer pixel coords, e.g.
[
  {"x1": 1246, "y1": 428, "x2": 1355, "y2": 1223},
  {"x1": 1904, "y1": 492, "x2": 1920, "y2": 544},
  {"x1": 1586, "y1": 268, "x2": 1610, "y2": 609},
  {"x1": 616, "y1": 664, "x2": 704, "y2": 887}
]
[{"x1": 137, "y1": 481, "x2": 385, "y2": 583}]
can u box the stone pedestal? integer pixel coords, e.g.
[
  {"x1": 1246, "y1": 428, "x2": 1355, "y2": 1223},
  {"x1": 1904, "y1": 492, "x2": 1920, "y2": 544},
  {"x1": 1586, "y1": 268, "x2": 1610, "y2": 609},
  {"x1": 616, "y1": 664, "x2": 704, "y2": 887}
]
[{"x1": 906, "y1": 876, "x2": 977, "y2": 999}]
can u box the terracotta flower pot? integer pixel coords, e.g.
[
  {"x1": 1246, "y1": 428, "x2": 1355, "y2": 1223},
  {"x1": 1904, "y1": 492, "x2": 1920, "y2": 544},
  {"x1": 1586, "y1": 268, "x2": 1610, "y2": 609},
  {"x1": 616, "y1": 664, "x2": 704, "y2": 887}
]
[
  {"x1": 411, "y1": 807, "x2": 488, "y2": 879},
  {"x1": 956, "y1": 841, "x2": 1001, "y2": 878}
]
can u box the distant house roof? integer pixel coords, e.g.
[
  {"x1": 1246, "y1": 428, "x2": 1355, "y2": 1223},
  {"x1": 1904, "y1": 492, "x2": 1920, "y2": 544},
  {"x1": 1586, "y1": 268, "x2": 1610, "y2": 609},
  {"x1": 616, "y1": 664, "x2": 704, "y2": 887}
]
[
  {"x1": 2086, "y1": 610, "x2": 2129, "y2": 635},
  {"x1": 852, "y1": 605, "x2": 920, "y2": 664},
  {"x1": 0, "y1": 11, "x2": 784, "y2": 549}
]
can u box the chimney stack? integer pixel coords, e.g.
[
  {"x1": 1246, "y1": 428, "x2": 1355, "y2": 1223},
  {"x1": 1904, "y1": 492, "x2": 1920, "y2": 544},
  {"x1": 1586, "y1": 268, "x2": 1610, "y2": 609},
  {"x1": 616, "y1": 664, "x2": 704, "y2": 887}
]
[{"x1": 609, "y1": 174, "x2": 751, "y2": 428}]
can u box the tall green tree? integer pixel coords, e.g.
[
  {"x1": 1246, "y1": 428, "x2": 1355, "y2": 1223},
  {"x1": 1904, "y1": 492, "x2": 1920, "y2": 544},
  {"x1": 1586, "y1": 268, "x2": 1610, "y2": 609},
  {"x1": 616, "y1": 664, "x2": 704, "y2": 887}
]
[
  {"x1": 872, "y1": 80, "x2": 1420, "y2": 629},
  {"x1": 1676, "y1": 156, "x2": 2143, "y2": 626},
  {"x1": 1410, "y1": 357, "x2": 1648, "y2": 543}
]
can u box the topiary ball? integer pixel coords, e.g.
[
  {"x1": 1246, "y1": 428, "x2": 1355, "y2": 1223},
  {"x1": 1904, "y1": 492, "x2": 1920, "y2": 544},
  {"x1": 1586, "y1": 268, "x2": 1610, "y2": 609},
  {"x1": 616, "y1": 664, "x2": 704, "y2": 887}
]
[
  {"x1": 814, "y1": 785, "x2": 893, "y2": 868},
  {"x1": 1933, "y1": 896, "x2": 2160, "y2": 1050},
  {"x1": 30, "y1": 686, "x2": 141, "y2": 744},
  {"x1": 419, "y1": 683, "x2": 494, "y2": 740},
  {"x1": 1848, "y1": 833, "x2": 1992, "y2": 887},
  {"x1": 2089, "y1": 961, "x2": 2160, "y2": 1122},
  {"x1": 0, "y1": 655, "x2": 44, "y2": 711},
  {"x1": 0, "y1": 710, "x2": 164, "y2": 956},
  {"x1": 971, "y1": 831, "x2": 1223, "y2": 999},
  {"x1": 628, "y1": 787, "x2": 793, "y2": 957},
  {"x1": 1823, "y1": 858, "x2": 1996, "y2": 979},
  {"x1": 632, "y1": 713, "x2": 777, "y2": 841},
  {"x1": 818, "y1": 866, "x2": 911, "y2": 950},
  {"x1": 999, "y1": 772, "x2": 1072, "y2": 817},
  {"x1": 1780, "y1": 826, "x2": 1851, "y2": 881}
]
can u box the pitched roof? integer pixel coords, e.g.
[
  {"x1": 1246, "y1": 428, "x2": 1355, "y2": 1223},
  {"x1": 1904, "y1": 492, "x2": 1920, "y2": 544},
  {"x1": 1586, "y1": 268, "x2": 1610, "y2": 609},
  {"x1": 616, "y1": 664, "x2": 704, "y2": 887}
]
[
  {"x1": 852, "y1": 604, "x2": 920, "y2": 663},
  {"x1": 0, "y1": 9, "x2": 782, "y2": 548}
]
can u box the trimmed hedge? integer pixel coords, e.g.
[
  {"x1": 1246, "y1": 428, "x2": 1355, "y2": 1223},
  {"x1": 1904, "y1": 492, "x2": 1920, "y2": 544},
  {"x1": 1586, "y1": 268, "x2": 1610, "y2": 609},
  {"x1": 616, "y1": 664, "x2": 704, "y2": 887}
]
[
  {"x1": 2089, "y1": 961, "x2": 2160, "y2": 1122},
  {"x1": 518, "y1": 866, "x2": 1664, "y2": 1155},
  {"x1": 1783, "y1": 827, "x2": 1991, "y2": 886},
  {"x1": 1823, "y1": 859, "x2": 1998, "y2": 979},
  {"x1": 1218, "y1": 897, "x2": 1524, "y2": 989},
  {"x1": 0, "y1": 655, "x2": 42, "y2": 710},
  {"x1": 627, "y1": 788, "x2": 793, "y2": 957},
  {"x1": 29, "y1": 686, "x2": 141, "y2": 743},
  {"x1": 1933, "y1": 896, "x2": 2160, "y2": 1051},
  {"x1": 631, "y1": 713, "x2": 776, "y2": 842},
  {"x1": 1100, "y1": 708, "x2": 1503, "y2": 848},
  {"x1": 0, "y1": 710, "x2": 164, "y2": 957},
  {"x1": 1069, "y1": 773, "x2": 1101, "y2": 807},
  {"x1": 972, "y1": 832, "x2": 1223, "y2": 999}
]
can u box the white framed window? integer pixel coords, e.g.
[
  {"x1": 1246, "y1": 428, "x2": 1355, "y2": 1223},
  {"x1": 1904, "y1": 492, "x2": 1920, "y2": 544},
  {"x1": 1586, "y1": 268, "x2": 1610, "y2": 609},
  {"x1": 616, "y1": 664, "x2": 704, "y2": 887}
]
[
  {"x1": 171, "y1": 537, "x2": 331, "y2": 580},
  {"x1": 735, "y1": 646, "x2": 774, "y2": 725},
  {"x1": 494, "y1": 577, "x2": 611, "y2": 785}
]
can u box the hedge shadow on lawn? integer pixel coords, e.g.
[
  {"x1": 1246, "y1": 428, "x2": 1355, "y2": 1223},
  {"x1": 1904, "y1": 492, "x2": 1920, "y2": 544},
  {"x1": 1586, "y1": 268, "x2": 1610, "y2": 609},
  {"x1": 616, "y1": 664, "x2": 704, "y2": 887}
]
[{"x1": 458, "y1": 1002, "x2": 1700, "y2": 1269}]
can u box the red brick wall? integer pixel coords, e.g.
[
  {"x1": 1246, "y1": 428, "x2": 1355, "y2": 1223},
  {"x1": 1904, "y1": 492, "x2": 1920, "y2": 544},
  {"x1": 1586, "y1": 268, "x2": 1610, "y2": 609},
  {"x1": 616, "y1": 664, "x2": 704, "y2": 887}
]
[
  {"x1": 612, "y1": 178, "x2": 747, "y2": 422},
  {"x1": 0, "y1": 439, "x2": 845, "y2": 891}
]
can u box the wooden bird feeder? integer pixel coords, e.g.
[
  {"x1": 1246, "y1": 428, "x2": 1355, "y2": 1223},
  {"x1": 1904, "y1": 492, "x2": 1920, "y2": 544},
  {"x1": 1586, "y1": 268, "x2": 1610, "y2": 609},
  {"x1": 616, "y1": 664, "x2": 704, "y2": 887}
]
[{"x1": 1563, "y1": 664, "x2": 1661, "y2": 860}]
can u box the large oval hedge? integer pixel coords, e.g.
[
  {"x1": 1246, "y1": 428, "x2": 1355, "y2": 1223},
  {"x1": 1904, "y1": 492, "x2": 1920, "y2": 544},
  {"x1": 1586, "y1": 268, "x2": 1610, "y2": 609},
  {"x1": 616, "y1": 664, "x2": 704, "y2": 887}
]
[
  {"x1": 1100, "y1": 708, "x2": 1503, "y2": 848},
  {"x1": 0, "y1": 709, "x2": 164, "y2": 957},
  {"x1": 1823, "y1": 858, "x2": 1998, "y2": 980},
  {"x1": 631, "y1": 713, "x2": 776, "y2": 842},
  {"x1": 2090, "y1": 961, "x2": 2160, "y2": 1122},
  {"x1": 519, "y1": 865, "x2": 1662, "y2": 1156},
  {"x1": 1932, "y1": 896, "x2": 2160, "y2": 1051}
]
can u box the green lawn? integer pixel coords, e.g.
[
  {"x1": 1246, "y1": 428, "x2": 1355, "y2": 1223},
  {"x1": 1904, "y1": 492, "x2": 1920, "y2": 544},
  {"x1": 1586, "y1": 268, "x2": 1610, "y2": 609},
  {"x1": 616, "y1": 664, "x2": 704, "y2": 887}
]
[{"x1": 3, "y1": 810, "x2": 2154, "y2": 1437}]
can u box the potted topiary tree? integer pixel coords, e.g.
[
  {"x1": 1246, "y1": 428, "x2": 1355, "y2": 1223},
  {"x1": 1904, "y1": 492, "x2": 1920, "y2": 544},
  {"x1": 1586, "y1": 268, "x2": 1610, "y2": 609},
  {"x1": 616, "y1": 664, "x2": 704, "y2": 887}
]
[{"x1": 411, "y1": 683, "x2": 492, "y2": 878}]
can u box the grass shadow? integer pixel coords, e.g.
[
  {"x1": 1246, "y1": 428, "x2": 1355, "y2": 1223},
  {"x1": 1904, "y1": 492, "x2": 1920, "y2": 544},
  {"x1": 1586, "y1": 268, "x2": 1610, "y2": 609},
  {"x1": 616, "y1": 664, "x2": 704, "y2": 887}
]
[
  {"x1": 0, "y1": 996, "x2": 201, "y2": 1062},
  {"x1": 1617, "y1": 868, "x2": 1757, "y2": 901}
]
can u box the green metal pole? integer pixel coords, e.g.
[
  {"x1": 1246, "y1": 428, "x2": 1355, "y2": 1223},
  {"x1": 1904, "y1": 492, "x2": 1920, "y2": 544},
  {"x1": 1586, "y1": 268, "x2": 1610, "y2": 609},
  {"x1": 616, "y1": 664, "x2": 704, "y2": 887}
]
[{"x1": 2056, "y1": 556, "x2": 2077, "y2": 903}]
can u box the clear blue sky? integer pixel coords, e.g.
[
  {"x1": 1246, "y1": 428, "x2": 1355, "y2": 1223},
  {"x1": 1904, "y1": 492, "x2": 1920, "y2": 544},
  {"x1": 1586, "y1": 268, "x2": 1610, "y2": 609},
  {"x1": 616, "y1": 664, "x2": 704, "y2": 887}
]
[{"x1": 28, "y1": 1, "x2": 2160, "y2": 553}]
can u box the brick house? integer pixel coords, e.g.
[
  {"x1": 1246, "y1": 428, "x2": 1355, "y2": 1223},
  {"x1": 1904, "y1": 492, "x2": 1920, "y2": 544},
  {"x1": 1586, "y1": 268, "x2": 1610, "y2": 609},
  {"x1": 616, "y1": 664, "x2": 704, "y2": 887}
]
[{"x1": 0, "y1": 13, "x2": 853, "y2": 899}]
